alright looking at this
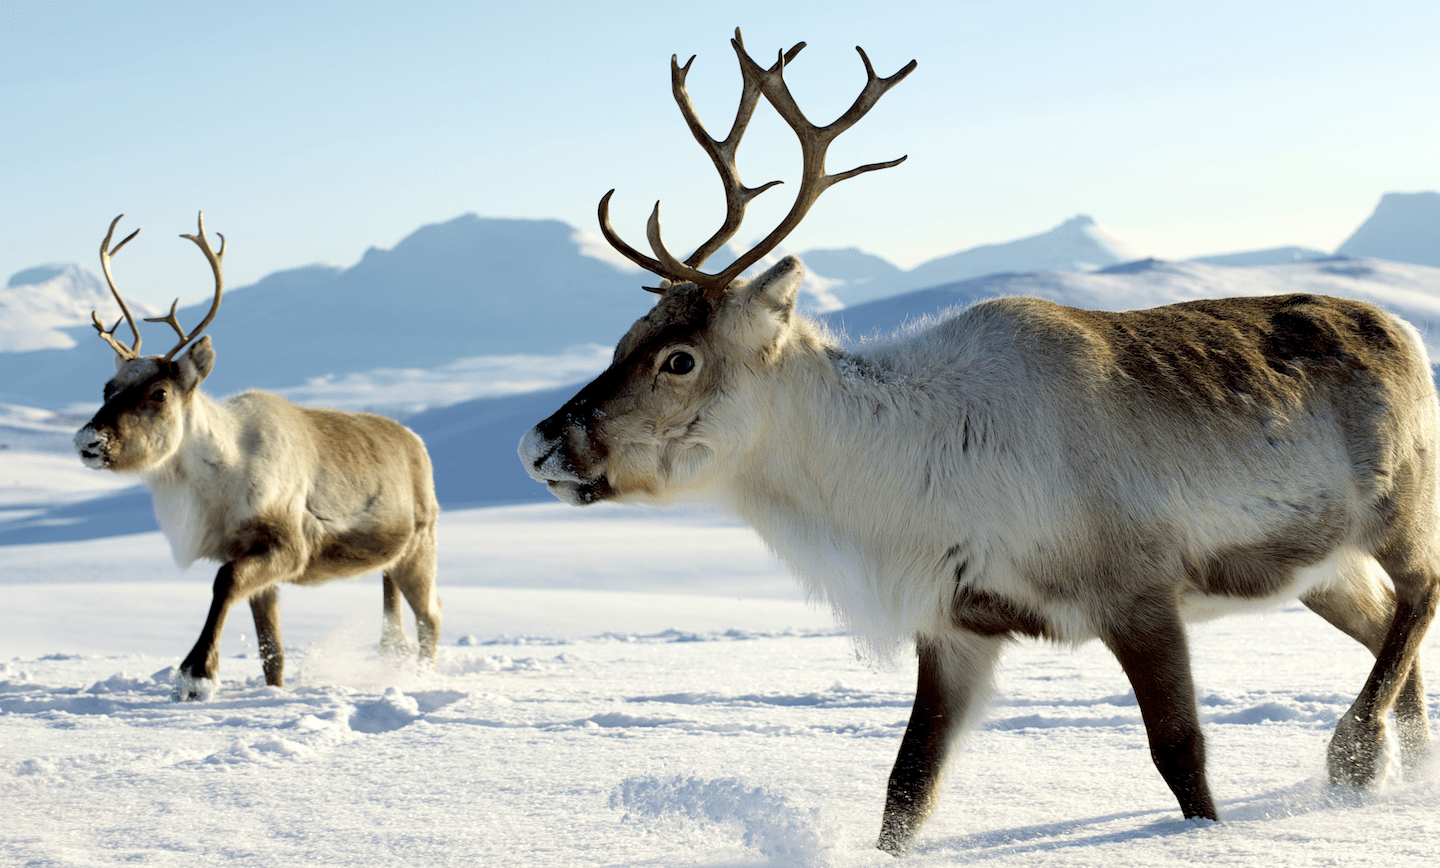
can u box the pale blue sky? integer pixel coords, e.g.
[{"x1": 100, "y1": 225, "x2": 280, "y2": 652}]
[{"x1": 3, "y1": 0, "x2": 1437, "y2": 308}]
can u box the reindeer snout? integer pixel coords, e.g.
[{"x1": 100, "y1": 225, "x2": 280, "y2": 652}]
[
  {"x1": 519, "y1": 423, "x2": 616, "y2": 506},
  {"x1": 74, "y1": 425, "x2": 111, "y2": 469},
  {"x1": 519, "y1": 426, "x2": 581, "y2": 485}
]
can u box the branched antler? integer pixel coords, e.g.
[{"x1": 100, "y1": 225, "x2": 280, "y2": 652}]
[
  {"x1": 600, "y1": 28, "x2": 916, "y2": 298},
  {"x1": 90, "y1": 212, "x2": 226, "y2": 364},
  {"x1": 144, "y1": 211, "x2": 226, "y2": 362},
  {"x1": 93, "y1": 215, "x2": 143, "y2": 360}
]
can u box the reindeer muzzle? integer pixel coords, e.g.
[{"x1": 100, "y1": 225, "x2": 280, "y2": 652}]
[
  {"x1": 74, "y1": 424, "x2": 113, "y2": 470},
  {"x1": 518, "y1": 425, "x2": 614, "y2": 506}
]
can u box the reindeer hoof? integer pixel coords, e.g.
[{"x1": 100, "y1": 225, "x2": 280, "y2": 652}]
[
  {"x1": 1326, "y1": 722, "x2": 1398, "y2": 788},
  {"x1": 876, "y1": 824, "x2": 915, "y2": 858},
  {"x1": 172, "y1": 670, "x2": 218, "y2": 702}
]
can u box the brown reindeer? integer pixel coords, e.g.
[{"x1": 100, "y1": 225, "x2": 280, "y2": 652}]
[
  {"x1": 520, "y1": 30, "x2": 1439, "y2": 855},
  {"x1": 75, "y1": 214, "x2": 441, "y2": 701}
]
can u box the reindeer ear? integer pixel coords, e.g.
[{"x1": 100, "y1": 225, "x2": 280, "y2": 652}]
[
  {"x1": 176, "y1": 335, "x2": 215, "y2": 391},
  {"x1": 742, "y1": 255, "x2": 803, "y2": 314},
  {"x1": 731, "y1": 255, "x2": 804, "y2": 355}
]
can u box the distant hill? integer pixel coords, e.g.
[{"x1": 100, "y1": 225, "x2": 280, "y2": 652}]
[
  {"x1": 803, "y1": 191, "x2": 1440, "y2": 295},
  {"x1": 0, "y1": 265, "x2": 157, "y2": 353},
  {"x1": 802, "y1": 215, "x2": 1148, "y2": 305},
  {"x1": 1337, "y1": 192, "x2": 1440, "y2": 267}
]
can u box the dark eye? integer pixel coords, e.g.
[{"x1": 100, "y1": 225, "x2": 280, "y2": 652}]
[
  {"x1": 150, "y1": 388, "x2": 167, "y2": 403},
  {"x1": 663, "y1": 351, "x2": 695, "y2": 375}
]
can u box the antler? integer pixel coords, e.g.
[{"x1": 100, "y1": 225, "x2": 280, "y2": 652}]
[
  {"x1": 92, "y1": 215, "x2": 144, "y2": 360},
  {"x1": 600, "y1": 28, "x2": 916, "y2": 298},
  {"x1": 144, "y1": 211, "x2": 226, "y2": 362}
]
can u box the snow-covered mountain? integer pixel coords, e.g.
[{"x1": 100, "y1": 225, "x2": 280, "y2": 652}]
[
  {"x1": 803, "y1": 215, "x2": 1148, "y2": 305},
  {"x1": 0, "y1": 216, "x2": 660, "y2": 408},
  {"x1": 1336, "y1": 191, "x2": 1440, "y2": 267},
  {"x1": 803, "y1": 190, "x2": 1440, "y2": 300},
  {"x1": 0, "y1": 264, "x2": 157, "y2": 352}
]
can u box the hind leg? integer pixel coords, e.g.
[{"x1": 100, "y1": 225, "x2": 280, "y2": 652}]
[
  {"x1": 385, "y1": 527, "x2": 441, "y2": 666},
  {"x1": 1303, "y1": 555, "x2": 1432, "y2": 771},
  {"x1": 249, "y1": 586, "x2": 285, "y2": 686},
  {"x1": 1309, "y1": 547, "x2": 1438, "y2": 786},
  {"x1": 380, "y1": 575, "x2": 410, "y2": 658}
]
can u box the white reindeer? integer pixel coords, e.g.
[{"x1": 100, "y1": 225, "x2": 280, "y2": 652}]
[
  {"x1": 520, "y1": 31, "x2": 1439, "y2": 855},
  {"x1": 75, "y1": 214, "x2": 441, "y2": 701}
]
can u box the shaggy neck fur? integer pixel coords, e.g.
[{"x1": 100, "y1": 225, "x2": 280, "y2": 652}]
[
  {"x1": 712, "y1": 315, "x2": 1057, "y2": 658},
  {"x1": 142, "y1": 391, "x2": 242, "y2": 568}
]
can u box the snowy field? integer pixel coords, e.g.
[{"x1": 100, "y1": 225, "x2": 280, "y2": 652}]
[{"x1": 3, "y1": 440, "x2": 1440, "y2": 867}]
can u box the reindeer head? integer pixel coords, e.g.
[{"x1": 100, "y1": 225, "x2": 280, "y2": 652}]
[
  {"x1": 75, "y1": 213, "x2": 225, "y2": 473},
  {"x1": 520, "y1": 30, "x2": 913, "y2": 505}
]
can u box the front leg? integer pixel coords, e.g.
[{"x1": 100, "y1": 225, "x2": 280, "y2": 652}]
[
  {"x1": 175, "y1": 562, "x2": 240, "y2": 701},
  {"x1": 878, "y1": 632, "x2": 1004, "y2": 856},
  {"x1": 174, "y1": 519, "x2": 306, "y2": 701},
  {"x1": 1101, "y1": 593, "x2": 1218, "y2": 821}
]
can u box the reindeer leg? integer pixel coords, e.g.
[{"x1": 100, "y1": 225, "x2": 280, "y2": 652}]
[
  {"x1": 1394, "y1": 661, "x2": 1431, "y2": 767},
  {"x1": 175, "y1": 562, "x2": 241, "y2": 701},
  {"x1": 386, "y1": 526, "x2": 441, "y2": 667},
  {"x1": 380, "y1": 575, "x2": 409, "y2": 658},
  {"x1": 877, "y1": 632, "x2": 1003, "y2": 856},
  {"x1": 175, "y1": 520, "x2": 306, "y2": 702},
  {"x1": 1303, "y1": 558, "x2": 1432, "y2": 769},
  {"x1": 248, "y1": 586, "x2": 285, "y2": 687},
  {"x1": 1101, "y1": 594, "x2": 1218, "y2": 822},
  {"x1": 1327, "y1": 581, "x2": 1438, "y2": 787}
]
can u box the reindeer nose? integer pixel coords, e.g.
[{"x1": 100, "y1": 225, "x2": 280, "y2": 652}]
[
  {"x1": 518, "y1": 427, "x2": 558, "y2": 482},
  {"x1": 74, "y1": 426, "x2": 108, "y2": 466}
]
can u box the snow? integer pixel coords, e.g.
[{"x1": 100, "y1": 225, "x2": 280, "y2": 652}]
[
  {"x1": 4, "y1": 450, "x2": 1440, "y2": 865},
  {"x1": 3, "y1": 557, "x2": 1437, "y2": 866}
]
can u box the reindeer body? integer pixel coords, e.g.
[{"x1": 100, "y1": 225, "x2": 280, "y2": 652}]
[
  {"x1": 723, "y1": 288, "x2": 1433, "y2": 650},
  {"x1": 137, "y1": 384, "x2": 436, "y2": 580},
  {"x1": 524, "y1": 257, "x2": 1440, "y2": 853},
  {"x1": 520, "y1": 32, "x2": 1438, "y2": 854},
  {"x1": 74, "y1": 214, "x2": 440, "y2": 701}
]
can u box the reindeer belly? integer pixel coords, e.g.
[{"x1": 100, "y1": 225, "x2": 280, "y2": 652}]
[
  {"x1": 1177, "y1": 544, "x2": 1361, "y2": 622},
  {"x1": 291, "y1": 515, "x2": 416, "y2": 584}
]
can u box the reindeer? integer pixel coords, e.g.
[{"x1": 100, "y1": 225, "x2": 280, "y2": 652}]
[
  {"x1": 74, "y1": 214, "x2": 441, "y2": 702},
  {"x1": 520, "y1": 30, "x2": 1440, "y2": 855}
]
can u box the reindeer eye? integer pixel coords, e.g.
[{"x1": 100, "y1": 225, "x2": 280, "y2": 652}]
[
  {"x1": 151, "y1": 388, "x2": 167, "y2": 403},
  {"x1": 663, "y1": 351, "x2": 695, "y2": 375}
]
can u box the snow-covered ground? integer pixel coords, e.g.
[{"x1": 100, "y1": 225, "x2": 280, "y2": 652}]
[{"x1": 4, "y1": 445, "x2": 1440, "y2": 866}]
